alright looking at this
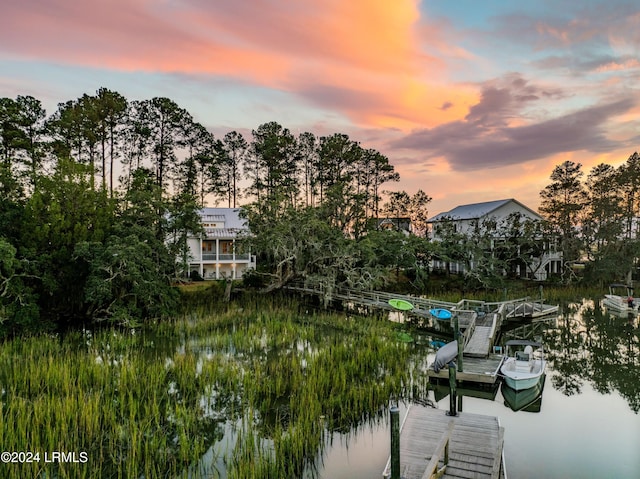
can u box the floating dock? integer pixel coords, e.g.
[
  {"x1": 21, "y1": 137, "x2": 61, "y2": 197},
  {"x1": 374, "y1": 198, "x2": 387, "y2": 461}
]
[
  {"x1": 382, "y1": 405, "x2": 505, "y2": 479},
  {"x1": 427, "y1": 354, "x2": 504, "y2": 384},
  {"x1": 428, "y1": 310, "x2": 504, "y2": 384}
]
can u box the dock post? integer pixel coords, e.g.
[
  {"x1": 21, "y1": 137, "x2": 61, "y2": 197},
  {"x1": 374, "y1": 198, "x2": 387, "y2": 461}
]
[
  {"x1": 390, "y1": 406, "x2": 400, "y2": 479},
  {"x1": 447, "y1": 362, "x2": 457, "y2": 416},
  {"x1": 454, "y1": 314, "x2": 463, "y2": 372}
]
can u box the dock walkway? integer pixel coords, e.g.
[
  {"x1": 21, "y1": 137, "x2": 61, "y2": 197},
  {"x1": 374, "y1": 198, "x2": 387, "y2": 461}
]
[
  {"x1": 463, "y1": 313, "x2": 500, "y2": 358},
  {"x1": 285, "y1": 281, "x2": 557, "y2": 323},
  {"x1": 382, "y1": 405, "x2": 505, "y2": 479}
]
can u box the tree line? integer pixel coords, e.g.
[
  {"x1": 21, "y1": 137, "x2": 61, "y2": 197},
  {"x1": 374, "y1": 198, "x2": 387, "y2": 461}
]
[
  {"x1": 0, "y1": 90, "x2": 405, "y2": 210},
  {"x1": 1, "y1": 89, "x2": 638, "y2": 335},
  {"x1": 1, "y1": 89, "x2": 429, "y2": 335},
  {"x1": 539, "y1": 155, "x2": 640, "y2": 284}
]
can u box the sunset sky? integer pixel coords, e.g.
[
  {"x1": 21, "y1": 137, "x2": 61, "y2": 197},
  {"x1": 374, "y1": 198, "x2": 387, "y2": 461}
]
[{"x1": 1, "y1": 0, "x2": 639, "y2": 216}]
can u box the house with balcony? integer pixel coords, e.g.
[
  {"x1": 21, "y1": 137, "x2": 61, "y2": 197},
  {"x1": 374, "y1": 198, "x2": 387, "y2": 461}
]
[
  {"x1": 427, "y1": 198, "x2": 562, "y2": 280},
  {"x1": 187, "y1": 207, "x2": 256, "y2": 280}
]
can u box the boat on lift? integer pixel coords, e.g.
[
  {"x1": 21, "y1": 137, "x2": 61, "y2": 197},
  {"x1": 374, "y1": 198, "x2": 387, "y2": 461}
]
[{"x1": 603, "y1": 284, "x2": 638, "y2": 312}]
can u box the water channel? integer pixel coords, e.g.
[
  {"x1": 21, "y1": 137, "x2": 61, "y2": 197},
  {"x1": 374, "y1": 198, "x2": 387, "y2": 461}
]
[
  {"x1": 4, "y1": 296, "x2": 636, "y2": 478},
  {"x1": 311, "y1": 298, "x2": 640, "y2": 479}
]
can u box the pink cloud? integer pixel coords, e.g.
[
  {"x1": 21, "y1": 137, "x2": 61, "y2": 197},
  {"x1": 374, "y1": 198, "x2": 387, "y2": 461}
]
[
  {"x1": 596, "y1": 58, "x2": 640, "y2": 72},
  {"x1": 1, "y1": 0, "x2": 471, "y2": 129}
]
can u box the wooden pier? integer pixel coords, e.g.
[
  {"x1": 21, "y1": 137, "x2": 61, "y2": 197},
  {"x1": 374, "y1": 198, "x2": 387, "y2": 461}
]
[
  {"x1": 285, "y1": 281, "x2": 557, "y2": 325},
  {"x1": 499, "y1": 299, "x2": 559, "y2": 319},
  {"x1": 382, "y1": 405, "x2": 505, "y2": 479},
  {"x1": 428, "y1": 310, "x2": 504, "y2": 384},
  {"x1": 286, "y1": 281, "x2": 557, "y2": 386}
]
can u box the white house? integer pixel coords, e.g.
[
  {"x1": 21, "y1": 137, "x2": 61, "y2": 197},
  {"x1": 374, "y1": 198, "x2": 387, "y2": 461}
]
[
  {"x1": 427, "y1": 198, "x2": 562, "y2": 280},
  {"x1": 187, "y1": 208, "x2": 256, "y2": 280}
]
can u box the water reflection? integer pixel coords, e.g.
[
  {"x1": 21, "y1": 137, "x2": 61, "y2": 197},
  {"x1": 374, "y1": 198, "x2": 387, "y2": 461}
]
[
  {"x1": 543, "y1": 299, "x2": 640, "y2": 413},
  {"x1": 81, "y1": 297, "x2": 640, "y2": 477},
  {"x1": 501, "y1": 375, "x2": 545, "y2": 412},
  {"x1": 311, "y1": 296, "x2": 639, "y2": 479}
]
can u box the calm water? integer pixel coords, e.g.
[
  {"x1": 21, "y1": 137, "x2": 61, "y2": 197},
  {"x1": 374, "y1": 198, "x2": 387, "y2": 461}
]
[{"x1": 312, "y1": 299, "x2": 640, "y2": 479}]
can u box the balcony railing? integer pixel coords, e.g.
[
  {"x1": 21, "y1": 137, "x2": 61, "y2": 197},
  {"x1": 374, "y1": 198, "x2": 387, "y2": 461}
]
[{"x1": 201, "y1": 253, "x2": 252, "y2": 261}]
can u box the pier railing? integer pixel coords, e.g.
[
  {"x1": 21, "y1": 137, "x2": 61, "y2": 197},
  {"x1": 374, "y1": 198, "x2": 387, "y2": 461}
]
[
  {"x1": 491, "y1": 427, "x2": 505, "y2": 479},
  {"x1": 422, "y1": 420, "x2": 455, "y2": 479}
]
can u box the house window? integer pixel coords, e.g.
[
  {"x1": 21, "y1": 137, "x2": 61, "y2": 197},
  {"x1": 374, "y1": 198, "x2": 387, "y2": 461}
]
[{"x1": 220, "y1": 241, "x2": 233, "y2": 254}]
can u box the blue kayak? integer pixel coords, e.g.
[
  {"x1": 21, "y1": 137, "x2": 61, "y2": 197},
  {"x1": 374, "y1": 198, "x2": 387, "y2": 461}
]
[{"x1": 430, "y1": 308, "x2": 452, "y2": 320}]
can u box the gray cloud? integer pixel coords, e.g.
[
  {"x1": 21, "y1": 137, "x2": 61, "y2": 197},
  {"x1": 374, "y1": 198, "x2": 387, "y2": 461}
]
[{"x1": 390, "y1": 76, "x2": 636, "y2": 171}]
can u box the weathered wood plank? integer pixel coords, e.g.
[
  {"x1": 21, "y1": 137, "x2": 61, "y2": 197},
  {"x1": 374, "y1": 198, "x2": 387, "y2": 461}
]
[
  {"x1": 463, "y1": 326, "x2": 492, "y2": 357},
  {"x1": 421, "y1": 420, "x2": 454, "y2": 479},
  {"x1": 491, "y1": 427, "x2": 505, "y2": 479},
  {"x1": 427, "y1": 355, "x2": 504, "y2": 384},
  {"x1": 382, "y1": 406, "x2": 504, "y2": 479}
]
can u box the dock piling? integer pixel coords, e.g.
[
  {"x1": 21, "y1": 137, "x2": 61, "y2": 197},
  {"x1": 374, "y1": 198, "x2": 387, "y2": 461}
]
[
  {"x1": 454, "y1": 314, "x2": 464, "y2": 372},
  {"x1": 447, "y1": 362, "x2": 457, "y2": 417},
  {"x1": 390, "y1": 406, "x2": 400, "y2": 479}
]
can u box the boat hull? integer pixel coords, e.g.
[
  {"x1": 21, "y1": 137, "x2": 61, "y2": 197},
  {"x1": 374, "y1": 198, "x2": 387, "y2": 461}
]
[
  {"x1": 501, "y1": 357, "x2": 546, "y2": 391},
  {"x1": 503, "y1": 373, "x2": 544, "y2": 391},
  {"x1": 603, "y1": 295, "x2": 637, "y2": 312},
  {"x1": 388, "y1": 299, "x2": 414, "y2": 311}
]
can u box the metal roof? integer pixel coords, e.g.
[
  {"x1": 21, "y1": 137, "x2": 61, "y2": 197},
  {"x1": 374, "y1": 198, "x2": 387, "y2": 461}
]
[
  {"x1": 427, "y1": 198, "x2": 541, "y2": 222},
  {"x1": 204, "y1": 228, "x2": 245, "y2": 239},
  {"x1": 202, "y1": 214, "x2": 226, "y2": 222},
  {"x1": 198, "y1": 207, "x2": 248, "y2": 230}
]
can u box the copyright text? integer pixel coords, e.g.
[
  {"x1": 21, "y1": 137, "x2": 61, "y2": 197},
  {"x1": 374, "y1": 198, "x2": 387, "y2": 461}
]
[{"x1": 1, "y1": 451, "x2": 88, "y2": 463}]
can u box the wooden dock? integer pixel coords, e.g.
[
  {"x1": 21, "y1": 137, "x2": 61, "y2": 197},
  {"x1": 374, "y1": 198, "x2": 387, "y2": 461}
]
[
  {"x1": 285, "y1": 281, "x2": 557, "y2": 323},
  {"x1": 427, "y1": 354, "x2": 504, "y2": 384},
  {"x1": 382, "y1": 405, "x2": 505, "y2": 479},
  {"x1": 286, "y1": 281, "x2": 556, "y2": 386}
]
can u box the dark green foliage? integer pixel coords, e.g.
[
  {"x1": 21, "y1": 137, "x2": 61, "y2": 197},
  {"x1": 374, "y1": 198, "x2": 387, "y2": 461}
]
[
  {"x1": 539, "y1": 160, "x2": 587, "y2": 265},
  {"x1": 0, "y1": 238, "x2": 44, "y2": 337},
  {"x1": 74, "y1": 234, "x2": 178, "y2": 326},
  {"x1": 20, "y1": 158, "x2": 115, "y2": 326},
  {"x1": 190, "y1": 269, "x2": 204, "y2": 281},
  {"x1": 539, "y1": 154, "x2": 640, "y2": 283}
]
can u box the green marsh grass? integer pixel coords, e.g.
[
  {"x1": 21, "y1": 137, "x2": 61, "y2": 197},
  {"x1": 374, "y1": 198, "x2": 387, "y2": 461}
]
[{"x1": 1, "y1": 295, "x2": 430, "y2": 478}]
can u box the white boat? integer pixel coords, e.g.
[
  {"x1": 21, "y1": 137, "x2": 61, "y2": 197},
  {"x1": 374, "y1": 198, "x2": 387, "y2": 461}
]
[
  {"x1": 500, "y1": 340, "x2": 546, "y2": 391},
  {"x1": 603, "y1": 284, "x2": 638, "y2": 312}
]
